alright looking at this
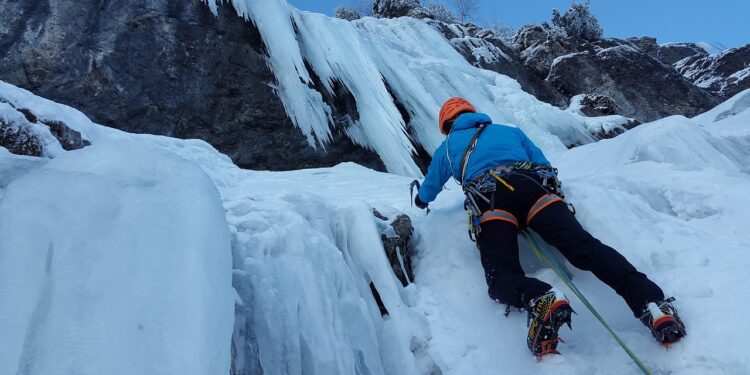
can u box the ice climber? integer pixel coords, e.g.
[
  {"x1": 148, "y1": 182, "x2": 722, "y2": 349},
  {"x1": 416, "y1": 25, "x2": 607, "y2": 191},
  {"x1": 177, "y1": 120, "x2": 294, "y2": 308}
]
[{"x1": 414, "y1": 97, "x2": 687, "y2": 356}]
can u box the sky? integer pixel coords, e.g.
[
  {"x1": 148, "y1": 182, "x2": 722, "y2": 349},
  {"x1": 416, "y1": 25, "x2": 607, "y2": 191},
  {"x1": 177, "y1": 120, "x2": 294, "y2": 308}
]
[{"x1": 287, "y1": 0, "x2": 749, "y2": 50}]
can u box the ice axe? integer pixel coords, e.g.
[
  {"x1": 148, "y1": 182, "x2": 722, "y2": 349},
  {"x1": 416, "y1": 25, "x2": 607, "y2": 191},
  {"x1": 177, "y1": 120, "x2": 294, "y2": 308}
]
[{"x1": 410, "y1": 180, "x2": 430, "y2": 215}]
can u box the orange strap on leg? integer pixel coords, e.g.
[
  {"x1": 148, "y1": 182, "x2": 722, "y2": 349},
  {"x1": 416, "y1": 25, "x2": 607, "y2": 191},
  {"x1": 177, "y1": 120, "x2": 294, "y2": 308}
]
[
  {"x1": 480, "y1": 209, "x2": 519, "y2": 228},
  {"x1": 527, "y1": 194, "x2": 564, "y2": 225}
]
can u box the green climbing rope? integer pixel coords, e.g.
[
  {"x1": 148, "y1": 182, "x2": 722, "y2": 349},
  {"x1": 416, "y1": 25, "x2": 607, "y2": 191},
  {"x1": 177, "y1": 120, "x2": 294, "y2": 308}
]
[{"x1": 520, "y1": 229, "x2": 653, "y2": 375}]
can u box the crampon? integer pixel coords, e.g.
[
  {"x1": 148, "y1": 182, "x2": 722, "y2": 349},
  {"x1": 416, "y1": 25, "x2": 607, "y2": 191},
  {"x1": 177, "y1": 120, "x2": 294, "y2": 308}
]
[
  {"x1": 527, "y1": 288, "x2": 574, "y2": 358},
  {"x1": 640, "y1": 297, "x2": 686, "y2": 347}
]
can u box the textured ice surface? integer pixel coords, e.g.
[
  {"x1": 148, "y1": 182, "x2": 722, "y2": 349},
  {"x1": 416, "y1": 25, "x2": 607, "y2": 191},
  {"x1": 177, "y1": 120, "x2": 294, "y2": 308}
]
[{"x1": 209, "y1": 0, "x2": 598, "y2": 176}]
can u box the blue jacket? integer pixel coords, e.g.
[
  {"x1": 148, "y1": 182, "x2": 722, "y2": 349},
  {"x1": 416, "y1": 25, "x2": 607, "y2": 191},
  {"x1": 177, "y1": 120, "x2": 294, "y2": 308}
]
[{"x1": 418, "y1": 112, "x2": 550, "y2": 203}]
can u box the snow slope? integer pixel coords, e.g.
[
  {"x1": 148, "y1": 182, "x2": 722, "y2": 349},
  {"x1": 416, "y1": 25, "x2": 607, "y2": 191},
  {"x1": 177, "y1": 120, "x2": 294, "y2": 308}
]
[
  {"x1": 2, "y1": 75, "x2": 749, "y2": 374},
  {"x1": 209, "y1": 0, "x2": 600, "y2": 176}
]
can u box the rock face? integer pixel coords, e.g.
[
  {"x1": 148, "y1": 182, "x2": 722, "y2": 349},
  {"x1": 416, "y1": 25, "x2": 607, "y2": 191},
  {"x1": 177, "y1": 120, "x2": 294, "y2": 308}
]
[
  {"x1": 515, "y1": 25, "x2": 571, "y2": 78},
  {"x1": 0, "y1": 0, "x2": 384, "y2": 171},
  {"x1": 574, "y1": 94, "x2": 617, "y2": 117},
  {"x1": 42, "y1": 120, "x2": 91, "y2": 151},
  {"x1": 656, "y1": 43, "x2": 708, "y2": 65},
  {"x1": 546, "y1": 43, "x2": 719, "y2": 121},
  {"x1": 675, "y1": 45, "x2": 750, "y2": 99},
  {"x1": 510, "y1": 25, "x2": 720, "y2": 122},
  {"x1": 1, "y1": 96, "x2": 90, "y2": 157},
  {"x1": 423, "y1": 15, "x2": 730, "y2": 123},
  {"x1": 430, "y1": 21, "x2": 568, "y2": 108},
  {"x1": 0, "y1": 117, "x2": 43, "y2": 157},
  {"x1": 377, "y1": 212, "x2": 415, "y2": 287}
]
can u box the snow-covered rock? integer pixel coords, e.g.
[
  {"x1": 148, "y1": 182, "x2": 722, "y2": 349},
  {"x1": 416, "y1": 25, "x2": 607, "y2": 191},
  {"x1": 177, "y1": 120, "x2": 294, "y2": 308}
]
[
  {"x1": 565, "y1": 94, "x2": 638, "y2": 139},
  {"x1": 0, "y1": 86, "x2": 94, "y2": 158},
  {"x1": 514, "y1": 24, "x2": 572, "y2": 77},
  {"x1": 505, "y1": 23, "x2": 720, "y2": 123},
  {"x1": 0, "y1": 105, "x2": 45, "y2": 157},
  {"x1": 546, "y1": 43, "x2": 718, "y2": 122},
  {"x1": 656, "y1": 42, "x2": 708, "y2": 65},
  {"x1": 675, "y1": 45, "x2": 750, "y2": 99},
  {"x1": 569, "y1": 93, "x2": 617, "y2": 117},
  {"x1": 378, "y1": 213, "x2": 416, "y2": 287},
  {"x1": 430, "y1": 21, "x2": 567, "y2": 108}
]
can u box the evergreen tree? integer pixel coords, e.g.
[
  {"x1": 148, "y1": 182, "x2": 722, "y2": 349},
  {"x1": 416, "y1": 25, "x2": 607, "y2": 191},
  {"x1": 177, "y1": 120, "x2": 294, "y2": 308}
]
[{"x1": 551, "y1": 1, "x2": 603, "y2": 41}]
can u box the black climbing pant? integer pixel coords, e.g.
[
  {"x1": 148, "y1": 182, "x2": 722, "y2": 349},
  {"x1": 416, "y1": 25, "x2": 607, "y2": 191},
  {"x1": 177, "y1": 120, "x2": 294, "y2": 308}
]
[{"x1": 475, "y1": 172, "x2": 664, "y2": 316}]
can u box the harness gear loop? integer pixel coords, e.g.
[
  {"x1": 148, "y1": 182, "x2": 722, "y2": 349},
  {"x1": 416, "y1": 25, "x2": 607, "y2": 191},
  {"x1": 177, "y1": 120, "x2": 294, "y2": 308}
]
[
  {"x1": 464, "y1": 193, "x2": 483, "y2": 242},
  {"x1": 466, "y1": 207, "x2": 481, "y2": 242}
]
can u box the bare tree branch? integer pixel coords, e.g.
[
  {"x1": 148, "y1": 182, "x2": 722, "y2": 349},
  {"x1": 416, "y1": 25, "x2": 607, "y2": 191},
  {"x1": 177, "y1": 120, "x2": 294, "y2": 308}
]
[
  {"x1": 349, "y1": 0, "x2": 374, "y2": 17},
  {"x1": 451, "y1": 0, "x2": 479, "y2": 22}
]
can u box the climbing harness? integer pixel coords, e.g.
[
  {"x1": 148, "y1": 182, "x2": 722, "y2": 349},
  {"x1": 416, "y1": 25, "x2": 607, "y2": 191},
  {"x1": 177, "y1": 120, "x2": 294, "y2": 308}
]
[
  {"x1": 443, "y1": 121, "x2": 571, "y2": 243},
  {"x1": 521, "y1": 229, "x2": 653, "y2": 375},
  {"x1": 461, "y1": 162, "x2": 567, "y2": 245},
  {"x1": 442, "y1": 122, "x2": 574, "y2": 242}
]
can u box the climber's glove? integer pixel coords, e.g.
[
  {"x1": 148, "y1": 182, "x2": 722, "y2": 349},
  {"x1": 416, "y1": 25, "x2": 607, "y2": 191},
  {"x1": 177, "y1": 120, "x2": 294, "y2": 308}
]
[{"x1": 414, "y1": 195, "x2": 429, "y2": 210}]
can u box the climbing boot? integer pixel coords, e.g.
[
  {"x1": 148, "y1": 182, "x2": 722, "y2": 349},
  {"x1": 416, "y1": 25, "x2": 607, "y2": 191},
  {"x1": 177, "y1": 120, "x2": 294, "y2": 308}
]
[
  {"x1": 640, "y1": 297, "x2": 686, "y2": 346},
  {"x1": 526, "y1": 288, "x2": 573, "y2": 357}
]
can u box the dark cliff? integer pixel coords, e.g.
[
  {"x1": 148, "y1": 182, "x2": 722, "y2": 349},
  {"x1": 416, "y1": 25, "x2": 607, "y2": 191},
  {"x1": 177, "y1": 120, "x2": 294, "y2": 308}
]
[{"x1": 0, "y1": 0, "x2": 385, "y2": 171}]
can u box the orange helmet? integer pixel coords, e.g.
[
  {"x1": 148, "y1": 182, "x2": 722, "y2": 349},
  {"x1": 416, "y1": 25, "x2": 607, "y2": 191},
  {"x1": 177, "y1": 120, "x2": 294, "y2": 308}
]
[{"x1": 438, "y1": 97, "x2": 476, "y2": 135}]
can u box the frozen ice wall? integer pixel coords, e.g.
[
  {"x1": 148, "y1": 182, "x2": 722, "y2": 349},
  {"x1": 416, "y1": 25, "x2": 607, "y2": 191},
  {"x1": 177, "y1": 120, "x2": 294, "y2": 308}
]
[
  {"x1": 226, "y1": 183, "x2": 433, "y2": 375},
  {"x1": 0, "y1": 139, "x2": 234, "y2": 375},
  {"x1": 210, "y1": 0, "x2": 596, "y2": 176},
  {"x1": 1, "y1": 81, "x2": 436, "y2": 375}
]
